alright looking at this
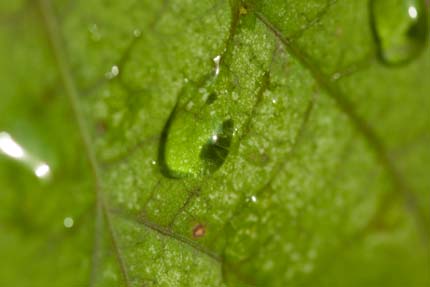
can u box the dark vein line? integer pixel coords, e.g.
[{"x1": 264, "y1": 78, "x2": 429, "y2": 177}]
[
  {"x1": 255, "y1": 11, "x2": 429, "y2": 240},
  {"x1": 35, "y1": 0, "x2": 131, "y2": 285},
  {"x1": 116, "y1": 211, "x2": 222, "y2": 262},
  {"x1": 288, "y1": 0, "x2": 337, "y2": 40}
]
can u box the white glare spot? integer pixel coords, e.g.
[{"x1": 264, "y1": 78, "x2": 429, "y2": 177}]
[
  {"x1": 151, "y1": 160, "x2": 157, "y2": 165},
  {"x1": 0, "y1": 132, "x2": 25, "y2": 159},
  {"x1": 213, "y1": 55, "x2": 221, "y2": 76},
  {"x1": 212, "y1": 135, "x2": 218, "y2": 142},
  {"x1": 271, "y1": 98, "x2": 277, "y2": 104},
  {"x1": 34, "y1": 163, "x2": 50, "y2": 178},
  {"x1": 63, "y1": 217, "x2": 74, "y2": 228},
  {"x1": 251, "y1": 195, "x2": 257, "y2": 202},
  {"x1": 105, "y1": 65, "x2": 119, "y2": 79},
  {"x1": 408, "y1": 6, "x2": 418, "y2": 19}
]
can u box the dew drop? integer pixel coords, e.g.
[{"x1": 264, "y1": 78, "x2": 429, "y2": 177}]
[
  {"x1": 159, "y1": 80, "x2": 234, "y2": 178},
  {"x1": 63, "y1": 217, "x2": 74, "y2": 228},
  {"x1": 34, "y1": 163, "x2": 50, "y2": 178},
  {"x1": 105, "y1": 65, "x2": 119, "y2": 79},
  {"x1": 213, "y1": 55, "x2": 221, "y2": 76},
  {"x1": 371, "y1": 0, "x2": 428, "y2": 64}
]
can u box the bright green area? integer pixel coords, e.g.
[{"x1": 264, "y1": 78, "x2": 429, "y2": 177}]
[{"x1": 0, "y1": 0, "x2": 429, "y2": 286}]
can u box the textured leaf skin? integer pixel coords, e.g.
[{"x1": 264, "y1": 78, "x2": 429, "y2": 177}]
[{"x1": 0, "y1": 0, "x2": 429, "y2": 286}]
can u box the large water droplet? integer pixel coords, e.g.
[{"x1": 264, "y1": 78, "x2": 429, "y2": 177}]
[
  {"x1": 371, "y1": 0, "x2": 428, "y2": 64},
  {"x1": 159, "y1": 78, "x2": 234, "y2": 178}
]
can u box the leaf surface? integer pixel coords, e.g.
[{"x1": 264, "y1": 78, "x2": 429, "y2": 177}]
[{"x1": 0, "y1": 0, "x2": 429, "y2": 286}]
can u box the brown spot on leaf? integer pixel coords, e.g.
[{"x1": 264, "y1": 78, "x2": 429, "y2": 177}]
[
  {"x1": 193, "y1": 224, "x2": 206, "y2": 238},
  {"x1": 96, "y1": 121, "x2": 107, "y2": 135}
]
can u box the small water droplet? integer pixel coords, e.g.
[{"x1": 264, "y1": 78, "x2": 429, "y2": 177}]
[
  {"x1": 213, "y1": 55, "x2": 221, "y2": 76},
  {"x1": 105, "y1": 65, "x2": 119, "y2": 79},
  {"x1": 371, "y1": 0, "x2": 428, "y2": 64},
  {"x1": 133, "y1": 28, "x2": 142, "y2": 38},
  {"x1": 251, "y1": 195, "x2": 257, "y2": 202},
  {"x1": 63, "y1": 217, "x2": 74, "y2": 228},
  {"x1": 34, "y1": 163, "x2": 50, "y2": 178}
]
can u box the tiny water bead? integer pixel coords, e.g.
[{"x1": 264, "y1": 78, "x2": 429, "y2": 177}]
[
  {"x1": 371, "y1": 0, "x2": 428, "y2": 64},
  {"x1": 105, "y1": 65, "x2": 119, "y2": 79},
  {"x1": 159, "y1": 77, "x2": 234, "y2": 178},
  {"x1": 63, "y1": 217, "x2": 74, "y2": 228}
]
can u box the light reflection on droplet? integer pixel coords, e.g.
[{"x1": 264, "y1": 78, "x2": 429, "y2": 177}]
[
  {"x1": 251, "y1": 195, "x2": 257, "y2": 202},
  {"x1": 213, "y1": 55, "x2": 221, "y2": 76},
  {"x1": 34, "y1": 163, "x2": 50, "y2": 178},
  {"x1": 0, "y1": 132, "x2": 25, "y2": 159},
  {"x1": 0, "y1": 131, "x2": 52, "y2": 180},
  {"x1": 63, "y1": 217, "x2": 74, "y2": 228},
  {"x1": 408, "y1": 6, "x2": 418, "y2": 19}
]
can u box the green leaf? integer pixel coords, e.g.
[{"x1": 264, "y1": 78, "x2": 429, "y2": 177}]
[{"x1": 0, "y1": 0, "x2": 429, "y2": 286}]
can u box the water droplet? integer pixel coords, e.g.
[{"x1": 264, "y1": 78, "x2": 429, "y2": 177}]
[
  {"x1": 213, "y1": 55, "x2": 221, "y2": 76},
  {"x1": 251, "y1": 195, "x2": 257, "y2": 202},
  {"x1": 63, "y1": 217, "x2": 74, "y2": 228},
  {"x1": 105, "y1": 65, "x2": 119, "y2": 79},
  {"x1": 34, "y1": 163, "x2": 50, "y2": 178},
  {"x1": 371, "y1": 0, "x2": 428, "y2": 64},
  {"x1": 159, "y1": 80, "x2": 234, "y2": 178},
  {"x1": 0, "y1": 131, "x2": 52, "y2": 180}
]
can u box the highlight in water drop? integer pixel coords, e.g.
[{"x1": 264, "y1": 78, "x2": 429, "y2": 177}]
[
  {"x1": 0, "y1": 131, "x2": 52, "y2": 180},
  {"x1": 371, "y1": 0, "x2": 428, "y2": 64}
]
